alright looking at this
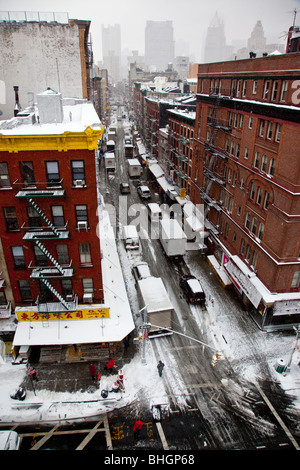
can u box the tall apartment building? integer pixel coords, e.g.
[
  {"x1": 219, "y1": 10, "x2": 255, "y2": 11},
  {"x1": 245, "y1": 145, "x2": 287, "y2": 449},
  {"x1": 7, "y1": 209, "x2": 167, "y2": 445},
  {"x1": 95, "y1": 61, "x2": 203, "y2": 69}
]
[
  {"x1": 0, "y1": 90, "x2": 134, "y2": 362},
  {"x1": 145, "y1": 21, "x2": 175, "y2": 72},
  {"x1": 101, "y1": 24, "x2": 121, "y2": 84},
  {"x1": 0, "y1": 12, "x2": 93, "y2": 120},
  {"x1": 191, "y1": 53, "x2": 300, "y2": 331}
]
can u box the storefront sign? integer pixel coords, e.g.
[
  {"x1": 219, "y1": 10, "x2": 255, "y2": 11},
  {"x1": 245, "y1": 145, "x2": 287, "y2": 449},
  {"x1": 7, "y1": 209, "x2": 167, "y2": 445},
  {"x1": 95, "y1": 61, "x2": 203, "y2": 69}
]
[
  {"x1": 225, "y1": 259, "x2": 262, "y2": 308},
  {"x1": 16, "y1": 307, "x2": 110, "y2": 322}
]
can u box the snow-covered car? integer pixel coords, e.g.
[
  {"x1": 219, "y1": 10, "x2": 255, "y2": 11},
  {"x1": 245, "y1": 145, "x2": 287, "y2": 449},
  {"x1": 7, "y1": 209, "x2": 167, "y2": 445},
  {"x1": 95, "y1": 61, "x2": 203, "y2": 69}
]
[
  {"x1": 179, "y1": 275, "x2": 206, "y2": 303},
  {"x1": 0, "y1": 431, "x2": 21, "y2": 450},
  {"x1": 137, "y1": 185, "x2": 151, "y2": 199},
  {"x1": 132, "y1": 261, "x2": 152, "y2": 282},
  {"x1": 120, "y1": 182, "x2": 131, "y2": 194}
]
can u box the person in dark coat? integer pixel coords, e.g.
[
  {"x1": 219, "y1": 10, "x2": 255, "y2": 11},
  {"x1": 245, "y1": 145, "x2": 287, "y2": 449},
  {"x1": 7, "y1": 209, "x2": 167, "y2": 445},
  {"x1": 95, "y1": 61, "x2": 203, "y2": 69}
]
[
  {"x1": 89, "y1": 363, "x2": 96, "y2": 380},
  {"x1": 157, "y1": 360, "x2": 165, "y2": 377}
]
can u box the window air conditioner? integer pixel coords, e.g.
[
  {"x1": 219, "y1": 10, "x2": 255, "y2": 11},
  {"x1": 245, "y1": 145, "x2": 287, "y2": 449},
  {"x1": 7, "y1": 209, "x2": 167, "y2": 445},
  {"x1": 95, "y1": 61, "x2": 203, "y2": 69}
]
[
  {"x1": 83, "y1": 292, "x2": 93, "y2": 303},
  {"x1": 77, "y1": 221, "x2": 88, "y2": 231},
  {"x1": 74, "y1": 180, "x2": 84, "y2": 187}
]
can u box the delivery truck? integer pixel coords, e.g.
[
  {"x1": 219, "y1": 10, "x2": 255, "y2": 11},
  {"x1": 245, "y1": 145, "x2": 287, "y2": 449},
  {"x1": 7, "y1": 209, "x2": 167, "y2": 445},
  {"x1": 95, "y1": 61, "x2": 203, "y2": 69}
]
[
  {"x1": 104, "y1": 152, "x2": 116, "y2": 172},
  {"x1": 127, "y1": 158, "x2": 142, "y2": 178},
  {"x1": 159, "y1": 218, "x2": 187, "y2": 257},
  {"x1": 137, "y1": 276, "x2": 173, "y2": 337}
]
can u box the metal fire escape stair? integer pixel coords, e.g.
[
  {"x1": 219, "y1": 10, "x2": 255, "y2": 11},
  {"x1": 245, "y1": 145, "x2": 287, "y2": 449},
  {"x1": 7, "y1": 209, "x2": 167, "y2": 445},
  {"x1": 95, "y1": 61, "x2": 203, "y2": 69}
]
[{"x1": 15, "y1": 187, "x2": 76, "y2": 312}]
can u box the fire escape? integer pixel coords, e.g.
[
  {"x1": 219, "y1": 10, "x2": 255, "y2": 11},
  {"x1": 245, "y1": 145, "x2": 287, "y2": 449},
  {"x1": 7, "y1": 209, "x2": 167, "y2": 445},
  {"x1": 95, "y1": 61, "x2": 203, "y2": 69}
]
[
  {"x1": 15, "y1": 183, "x2": 77, "y2": 317},
  {"x1": 201, "y1": 94, "x2": 231, "y2": 217}
]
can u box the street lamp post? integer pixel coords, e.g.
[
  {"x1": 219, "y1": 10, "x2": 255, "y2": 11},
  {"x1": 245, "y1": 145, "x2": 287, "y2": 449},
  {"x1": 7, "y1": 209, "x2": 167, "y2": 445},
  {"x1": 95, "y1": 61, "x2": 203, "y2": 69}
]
[{"x1": 284, "y1": 326, "x2": 300, "y2": 373}]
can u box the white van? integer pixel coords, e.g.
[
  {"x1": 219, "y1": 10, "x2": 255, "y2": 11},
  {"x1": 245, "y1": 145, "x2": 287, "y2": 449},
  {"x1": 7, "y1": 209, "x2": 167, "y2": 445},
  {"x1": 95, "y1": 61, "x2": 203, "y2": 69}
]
[
  {"x1": 147, "y1": 203, "x2": 162, "y2": 223},
  {"x1": 122, "y1": 225, "x2": 139, "y2": 250}
]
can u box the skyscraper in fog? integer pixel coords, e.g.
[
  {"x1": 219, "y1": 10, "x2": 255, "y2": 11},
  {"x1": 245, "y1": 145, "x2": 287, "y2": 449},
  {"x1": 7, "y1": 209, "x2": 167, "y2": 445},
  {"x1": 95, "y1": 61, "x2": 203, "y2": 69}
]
[
  {"x1": 145, "y1": 20, "x2": 175, "y2": 72},
  {"x1": 102, "y1": 24, "x2": 121, "y2": 83},
  {"x1": 204, "y1": 12, "x2": 232, "y2": 63}
]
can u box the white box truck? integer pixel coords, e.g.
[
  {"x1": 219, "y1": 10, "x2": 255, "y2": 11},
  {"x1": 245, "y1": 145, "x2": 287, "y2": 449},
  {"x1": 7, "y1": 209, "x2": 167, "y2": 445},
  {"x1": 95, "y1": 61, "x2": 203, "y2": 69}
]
[
  {"x1": 160, "y1": 218, "x2": 187, "y2": 257},
  {"x1": 122, "y1": 225, "x2": 139, "y2": 250},
  {"x1": 104, "y1": 152, "x2": 116, "y2": 172},
  {"x1": 137, "y1": 276, "x2": 173, "y2": 337},
  {"x1": 127, "y1": 158, "x2": 142, "y2": 178}
]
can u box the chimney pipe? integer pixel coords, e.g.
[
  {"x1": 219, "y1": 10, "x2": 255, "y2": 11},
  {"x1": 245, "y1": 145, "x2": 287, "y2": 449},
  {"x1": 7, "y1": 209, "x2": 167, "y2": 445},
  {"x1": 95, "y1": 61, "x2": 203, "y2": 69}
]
[{"x1": 13, "y1": 86, "x2": 21, "y2": 116}]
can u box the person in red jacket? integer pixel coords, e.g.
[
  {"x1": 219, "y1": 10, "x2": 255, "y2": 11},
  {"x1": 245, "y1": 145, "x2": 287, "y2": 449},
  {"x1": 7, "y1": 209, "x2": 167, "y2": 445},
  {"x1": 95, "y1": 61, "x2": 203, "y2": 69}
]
[
  {"x1": 105, "y1": 359, "x2": 116, "y2": 373},
  {"x1": 133, "y1": 419, "x2": 145, "y2": 440}
]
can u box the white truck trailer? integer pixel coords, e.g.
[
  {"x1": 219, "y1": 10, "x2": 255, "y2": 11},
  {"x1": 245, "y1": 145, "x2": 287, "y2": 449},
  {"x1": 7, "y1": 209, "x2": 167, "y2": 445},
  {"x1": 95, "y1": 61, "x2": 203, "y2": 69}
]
[
  {"x1": 127, "y1": 158, "x2": 142, "y2": 178},
  {"x1": 159, "y1": 218, "x2": 187, "y2": 257},
  {"x1": 137, "y1": 276, "x2": 173, "y2": 337},
  {"x1": 104, "y1": 152, "x2": 116, "y2": 172}
]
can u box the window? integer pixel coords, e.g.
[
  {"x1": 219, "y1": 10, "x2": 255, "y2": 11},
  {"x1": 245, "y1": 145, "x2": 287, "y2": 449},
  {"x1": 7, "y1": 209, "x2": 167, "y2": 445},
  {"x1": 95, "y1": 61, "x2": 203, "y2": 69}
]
[
  {"x1": 261, "y1": 154, "x2": 268, "y2": 172},
  {"x1": 254, "y1": 151, "x2": 260, "y2": 169},
  {"x1": 45, "y1": 161, "x2": 60, "y2": 185},
  {"x1": 237, "y1": 80, "x2": 241, "y2": 97},
  {"x1": 237, "y1": 205, "x2": 241, "y2": 217},
  {"x1": 3, "y1": 207, "x2": 18, "y2": 231},
  {"x1": 245, "y1": 212, "x2": 251, "y2": 229},
  {"x1": 61, "y1": 279, "x2": 73, "y2": 297},
  {"x1": 248, "y1": 117, "x2": 253, "y2": 129},
  {"x1": 75, "y1": 205, "x2": 88, "y2": 222},
  {"x1": 259, "y1": 120, "x2": 265, "y2": 137},
  {"x1": 227, "y1": 168, "x2": 232, "y2": 184},
  {"x1": 20, "y1": 161, "x2": 35, "y2": 186},
  {"x1": 263, "y1": 192, "x2": 270, "y2": 210},
  {"x1": 275, "y1": 124, "x2": 282, "y2": 142},
  {"x1": 72, "y1": 161, "x2": 86, "y2": 185},
  {"x1": 79, "y1": 243, "x2": 91, "y2": 264},
  {"x1": 267, "y1": 122, "x2": 273, "y2": 140},
  {"x1": 0, "y1": 291, "x2": 7, "y2": 306},
  {"x1": 236, "y1": 143, "x2": 240, "y2": 158},
  {"x1": 83, "y1": 278, "x2": 93, "y2": 293},
  {"x1": 51, "y1": 206, "x2": 65, "y2": 227},
  {"x1": 258, "y1": 223, "x2": 264, "y2": 240},
  {"x1": 252, "y1": 251, "x2": 258, "y2": 269},
  {"x1": 269, "y1": 158, "x2": 276, "y2": 176},
  {"x1": 271, "y1": 81, "x2": 279, "y2": 101},
  {"x1": 34, "y1": 246, "x2": 48, "y2": 266},
  {"x1": 242, "y1": 81, "x2": 247, "y2": 97},
  {"x1": 239, "y1": 114, "x2": 244, "y2": 128},
  {"x1": 252, "y1": 81, "x2": 258, "y2": 94},
  {"x1": 18, "y1": 280, "x2": 32, "y2": 301},
  {"x1": 11, "y1": 246, "x2": 26, "y2": 268},
  {"x1": 256, "y1": 187, "x2": 263, "y2": 205},
  {"x1": 263, "y1": 81, "x2": 270, "y2": 100},
  {"x1": 0, "y1": 162, "x2": 11, "y2": 188},
  {"x1": 250, "y1": 183, "x2": 256, "y2": 200},
  {"x1": 291, "y1": 271, "x2": 300, "y2": 288},
  {"x1": 56, "y1": 245, "x2": 69, "y2": 264},
  {"x1": 245, "y1": 245, "x2": 252, "y2": 262},
  {"x1": 251, "y1": 217, "x2": 257, "y2": 235},
  {"x1": 280, "y1": 80, "x2": 288, "y2": 102},
  {"x1": 240, "y1": 238, "x2": 245, "y2": 255},
  {"x1": 27, "y1": 206, "x2": 42, "y2": 228},
  {"x1": 244, "y1": 147, "x2": 249, "y2": 160}
]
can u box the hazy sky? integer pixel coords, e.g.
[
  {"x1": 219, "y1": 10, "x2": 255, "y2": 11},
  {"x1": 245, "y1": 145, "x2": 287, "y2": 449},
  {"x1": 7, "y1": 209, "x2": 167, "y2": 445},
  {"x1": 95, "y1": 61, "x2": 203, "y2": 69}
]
[{"x1": 1, "y1": 0, "x2": 300, "y2": 62}]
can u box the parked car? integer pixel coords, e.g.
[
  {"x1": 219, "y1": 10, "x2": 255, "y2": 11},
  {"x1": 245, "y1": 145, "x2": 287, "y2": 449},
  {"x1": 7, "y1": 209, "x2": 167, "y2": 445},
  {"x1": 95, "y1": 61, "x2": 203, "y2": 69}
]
[
  {"x1": 120, "y1": 182, "x2": 131, "y2": 194},
  {"x1": 179, "y1": 275, "x2": 206, "y2": 303},
  {"x1": 132, "y1": 261, "x2": 152, "y2": 282},
  {"x1": 137, "y1": 185, "x2": 151, "y2": 199}
]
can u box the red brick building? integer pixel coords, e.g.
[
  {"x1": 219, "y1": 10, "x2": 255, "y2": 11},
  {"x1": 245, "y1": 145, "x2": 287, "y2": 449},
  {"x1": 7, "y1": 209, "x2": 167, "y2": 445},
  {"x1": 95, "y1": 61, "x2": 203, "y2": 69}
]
[
  {"x1": 191, "y1": 53, "x2": 300, "y2": 330},
  {"x1": 0, "y1": 90, "x2": 133, "y2": 361}
]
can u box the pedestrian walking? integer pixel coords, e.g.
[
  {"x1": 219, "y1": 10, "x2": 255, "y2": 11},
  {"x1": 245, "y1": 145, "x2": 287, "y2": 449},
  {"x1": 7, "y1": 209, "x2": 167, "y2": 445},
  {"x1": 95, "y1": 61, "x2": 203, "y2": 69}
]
[
  {"x1": 157, "y1": 360, "x2": 165, "y2": 377},
  {"x1": 133, "y1": 419, "x2": 145, "y2": 441},
  {"x1": 28, "y1": 364, "x2": 38, "y2": 381},
  {"x1": 89, "y1": 363, "x2": 96, "y2": 380}
]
